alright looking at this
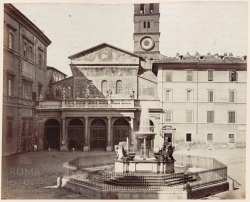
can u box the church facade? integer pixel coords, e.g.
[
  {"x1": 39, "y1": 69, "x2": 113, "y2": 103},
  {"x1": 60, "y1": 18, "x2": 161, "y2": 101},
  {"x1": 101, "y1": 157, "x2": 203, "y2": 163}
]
[
  {"x1": 3, "y1": 3, "x2": 247, "y2": 155},
  {"x1": 37, "y1": 43, "x2": 160, "y2": 151}
]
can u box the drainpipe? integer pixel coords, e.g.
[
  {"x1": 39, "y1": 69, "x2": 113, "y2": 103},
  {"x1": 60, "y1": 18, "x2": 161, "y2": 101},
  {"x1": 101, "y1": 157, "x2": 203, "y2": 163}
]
[
  {"x1": 196, "y1": 63, "x2": 199, "y2": 141},
  {"x1": 161, "y1": 66, "x2": 164, "y2": 145}
]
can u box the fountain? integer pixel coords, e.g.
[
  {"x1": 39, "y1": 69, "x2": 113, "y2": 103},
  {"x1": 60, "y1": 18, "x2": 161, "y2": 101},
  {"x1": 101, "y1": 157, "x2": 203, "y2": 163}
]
[
  {"x1": 134, "y1": 106, "x2": 156, "y2": 159},
  {"x1": 61, "y1": 106, "x2": 229, "y2": 199},
  {"x1": 114, "y1": 106, "x2": 175, "y2": 173}
]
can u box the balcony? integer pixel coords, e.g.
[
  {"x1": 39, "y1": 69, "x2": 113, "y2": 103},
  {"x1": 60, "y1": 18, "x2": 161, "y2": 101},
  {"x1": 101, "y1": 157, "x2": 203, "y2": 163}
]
[{"x1": 37, "y1": 98, "x2": 141, "y2": 109}]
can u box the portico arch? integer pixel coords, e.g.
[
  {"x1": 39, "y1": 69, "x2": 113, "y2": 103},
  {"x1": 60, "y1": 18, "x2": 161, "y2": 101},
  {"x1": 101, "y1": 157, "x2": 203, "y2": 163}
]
[
  {"x1": 68, "y1": 118, "x2": 84, "y2": 150},
  {"x1": 90, "y1": 118, "x2": 107, "y2": 150},
  {"x1": 44, "y1": 119, "x2": 60, "y2": 150},
  {"x1": 113, "y1": 118, "x2": 130, "y2": 146}
]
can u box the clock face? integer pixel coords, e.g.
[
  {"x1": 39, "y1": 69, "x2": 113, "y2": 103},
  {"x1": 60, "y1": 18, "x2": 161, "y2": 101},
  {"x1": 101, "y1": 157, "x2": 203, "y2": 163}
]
[{"x1": 140, "y1": 36, "x2": 154, "y2": 51}]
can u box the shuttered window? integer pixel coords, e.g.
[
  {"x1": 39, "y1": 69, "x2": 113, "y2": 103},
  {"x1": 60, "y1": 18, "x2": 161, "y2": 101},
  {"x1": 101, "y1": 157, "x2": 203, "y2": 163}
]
[
  {"x1": 186, "y1": 110, "x2": 193, "y2": 123},
  {"x1": 165, "y1": 110, "x2": 172, "y2": 122},
  {"x1": 208, "y1": 70, "x2": 213, "y2": 81},
  {"x1": 186, "y1": 70, "x2": 193, "y2": 81},
  {"x1": 208, "y1": 90, "x2": 214, "y2": 102},
  {"x1": 229, "y1": 90, "x2": 235, "y2": 102},
  {"x1": 207, "y1": 111, "x2": 214, "y2": 123},
  {"x1": 228, "y1": 111, "x2": 236, "y2": 123}
]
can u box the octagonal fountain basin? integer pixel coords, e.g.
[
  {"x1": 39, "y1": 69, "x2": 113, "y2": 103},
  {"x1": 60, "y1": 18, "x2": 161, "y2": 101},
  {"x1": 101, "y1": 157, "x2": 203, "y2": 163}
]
[{"x1": 135, "y1": 131, "x2": 156, "y2": 140}]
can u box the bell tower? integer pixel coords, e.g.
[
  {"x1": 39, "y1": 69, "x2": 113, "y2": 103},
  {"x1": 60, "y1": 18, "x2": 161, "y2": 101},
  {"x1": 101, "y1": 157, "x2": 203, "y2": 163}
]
[{"x1": 134, "y1": 3, "x2": 160, "y2": 66}]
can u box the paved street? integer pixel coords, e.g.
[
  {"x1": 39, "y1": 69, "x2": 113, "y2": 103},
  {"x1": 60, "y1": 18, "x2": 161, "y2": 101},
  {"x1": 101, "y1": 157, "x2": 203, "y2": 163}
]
[
  {"x1": 1, "y1": 148, "x2": 246, "y2": 199},
  {"x1": 1, "y1": 151, "x2": 116, "y2": 199}
]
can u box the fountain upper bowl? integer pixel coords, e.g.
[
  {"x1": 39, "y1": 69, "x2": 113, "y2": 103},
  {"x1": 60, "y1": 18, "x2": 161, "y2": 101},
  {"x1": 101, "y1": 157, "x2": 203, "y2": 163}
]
[{"x1": 134, "y1": 131, "x2": 156, "y2": 140}]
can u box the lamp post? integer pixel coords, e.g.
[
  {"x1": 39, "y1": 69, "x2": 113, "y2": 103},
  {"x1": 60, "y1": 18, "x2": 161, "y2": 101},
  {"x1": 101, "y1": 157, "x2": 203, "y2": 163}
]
[{"x1": 159, "y1": 125, "x2": 176, "y2": 146}]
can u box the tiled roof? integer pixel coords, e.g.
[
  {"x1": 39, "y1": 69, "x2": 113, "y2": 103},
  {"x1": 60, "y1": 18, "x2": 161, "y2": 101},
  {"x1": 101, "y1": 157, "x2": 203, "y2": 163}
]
[
  {"x1": 47, "y1": 66, "x2": 67, "y2": 76},
  {"x1": 155, "y1": 53, "x2": 247, "y2": 64}
]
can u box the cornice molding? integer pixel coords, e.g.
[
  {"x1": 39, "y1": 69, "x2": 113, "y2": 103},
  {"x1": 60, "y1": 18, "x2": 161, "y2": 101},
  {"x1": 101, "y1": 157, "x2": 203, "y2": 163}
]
[
  {"x1": 4, "y1": 4, "x2": 51, "y2": 46},
  {"x1": 134, "y1": 13, "x2": 160, "y2": 16},
  {"x1": 135, "y1": 51, "x2": 160, "y2": 54},
  {"x1": 70, "y1": 64, "x2": 140, "y2": 67},
  {"x1": 134, "y1": 32, "x2": 160, "y2": 36}
]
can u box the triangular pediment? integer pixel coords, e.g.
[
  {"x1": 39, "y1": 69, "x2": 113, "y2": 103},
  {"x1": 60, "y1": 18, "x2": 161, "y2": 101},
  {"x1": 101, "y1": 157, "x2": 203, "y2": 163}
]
[{"x1": 68, "y1": 43, "x2": 141, "y2": 64}]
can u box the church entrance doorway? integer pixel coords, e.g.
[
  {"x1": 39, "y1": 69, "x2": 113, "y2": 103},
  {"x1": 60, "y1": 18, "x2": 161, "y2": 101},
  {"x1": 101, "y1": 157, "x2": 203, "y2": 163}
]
[
  {"x1": 90, "y1": 118, "x2": 107, "y2": 150},
  {"x1": 113, "y1": 118, "x2": 130, "y2": 146},
  {"x1": 44, "y1": 119, "x2": 60, "y2": 150},
  {"x1": 68, "y1": 118, "x2": 84, "y2": 150}
]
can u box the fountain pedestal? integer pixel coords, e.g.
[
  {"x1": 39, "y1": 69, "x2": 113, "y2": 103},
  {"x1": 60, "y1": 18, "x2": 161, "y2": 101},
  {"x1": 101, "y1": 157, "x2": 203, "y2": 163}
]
[{"x1": 114, "y1": 158, "x2": 175, "y2": 173}]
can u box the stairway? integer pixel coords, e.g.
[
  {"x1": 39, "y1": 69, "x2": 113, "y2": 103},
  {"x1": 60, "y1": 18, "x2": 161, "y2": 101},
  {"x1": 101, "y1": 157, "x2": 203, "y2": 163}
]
[{"x1": 104, "y1": 172, "x2": 197, "y2": 187}]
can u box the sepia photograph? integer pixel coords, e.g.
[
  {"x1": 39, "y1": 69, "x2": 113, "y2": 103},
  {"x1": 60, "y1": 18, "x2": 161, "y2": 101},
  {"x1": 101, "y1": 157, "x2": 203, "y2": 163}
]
[{"x1": 1, "y1": 0, "x2": 248, "y2": 200}]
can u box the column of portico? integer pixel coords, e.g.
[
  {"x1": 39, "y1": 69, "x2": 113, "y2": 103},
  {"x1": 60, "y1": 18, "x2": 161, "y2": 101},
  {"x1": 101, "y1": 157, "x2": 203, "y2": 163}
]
[
  {"x1": 84, "y1": 116, "x2": 89, "y2": 151},
  {"x1": 106, "y1": 116, "x2": 112, "y2": 151},
  {"x1": 60, "y1": 117, "x2": 67, "y2": 151},
  {"x1": 130, "y1": 116, "x2": 135, "y2": 151}
]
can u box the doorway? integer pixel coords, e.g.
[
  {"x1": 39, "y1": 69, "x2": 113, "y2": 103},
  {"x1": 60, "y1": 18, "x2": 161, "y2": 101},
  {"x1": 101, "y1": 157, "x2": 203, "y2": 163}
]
[
  {"x1": 44, "y1": 119, "x2": 60, "y2": 150},
  {"x1": 68, "y1": 118, "x2": 84, "y2": 150},
  {"x1": 164, "y1": 133, "x2": 172, "y2": 142},
  {"x1": 113, "y1": 118, "x2": 130, "y2": 146},
  {"x1": 90, "y1": 118, "x2": 107, "y2": 150}
]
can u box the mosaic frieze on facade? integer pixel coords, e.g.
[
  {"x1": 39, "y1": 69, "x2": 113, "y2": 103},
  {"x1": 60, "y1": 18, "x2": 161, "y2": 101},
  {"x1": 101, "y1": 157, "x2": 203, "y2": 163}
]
[
  {"x1": 72, "y1": 47, "x2": 139, "y2": 64},
  {"x1": 72, "y1": 66, "x2": 138, "y2": 77}
]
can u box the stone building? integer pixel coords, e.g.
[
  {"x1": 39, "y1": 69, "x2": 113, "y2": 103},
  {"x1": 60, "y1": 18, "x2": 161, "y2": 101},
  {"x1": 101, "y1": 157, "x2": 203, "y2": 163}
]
[
  {"x1": 152, "y1": 53, "x2": 247, "y2": 148},
  {"x1": 3, "y1": 4, "x2": 51, "y2": 155},
  {"x1": 46, "y1": 66, "x2": 67, "y2": 99}
]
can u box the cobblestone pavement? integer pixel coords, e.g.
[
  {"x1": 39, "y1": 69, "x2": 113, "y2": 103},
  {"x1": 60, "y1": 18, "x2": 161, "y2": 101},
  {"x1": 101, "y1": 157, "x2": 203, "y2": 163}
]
[
  {"x1": 1, "y1": 151, "x2": 116, "y2": 199},
  {"x1": 1, "y1": 148, "x2": 246, "y2": 199}
]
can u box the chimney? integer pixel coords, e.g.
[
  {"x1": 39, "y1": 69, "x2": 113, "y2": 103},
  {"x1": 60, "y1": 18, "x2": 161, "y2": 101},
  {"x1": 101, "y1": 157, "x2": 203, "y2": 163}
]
[
  {"x1": 186, "y1": 52, "x2": 190, "y2": 56},
  {"x1": 242, "y1": 55, "x2": 247, "y2": 61},
  {"x1": 195, "y1": 52, "x2": 199, "y2": 58},
  {"x1": 219, "y1": 55, "x2": 224, "y2": 60},
  {"x1": 199, "y1": 56, "x2": 205, "y2": 60},
  {"x1": 214, "y1": 53, "x2": 219, "y2": 59},
  {"x1": 229, "y1": 52, "x2": 233, "y2": 56},
  {"x1": 207, "y1": 52, "x2": 211, "y2": 56},
  {"x1": 224, "y1": 52, "x2": 228, "y2": 56},
  {"x1": 176, "y1": 53, "x2": 180, "y2": 57}
]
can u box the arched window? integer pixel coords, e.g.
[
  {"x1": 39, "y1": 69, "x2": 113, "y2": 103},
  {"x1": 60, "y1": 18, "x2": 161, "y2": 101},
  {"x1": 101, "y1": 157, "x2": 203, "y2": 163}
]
[
  {"x1": 101, "y1": 80, "x2": 107, "y2": 94},
  {"x1": 55, "y1": 87, "x2": 59, "y2": 97},
  {"x1": 140, "y1": 4, "x2": 145, "y2": 14},
  {"x1": 116, "y1": 80, "x2": 122, "y2": 94}
]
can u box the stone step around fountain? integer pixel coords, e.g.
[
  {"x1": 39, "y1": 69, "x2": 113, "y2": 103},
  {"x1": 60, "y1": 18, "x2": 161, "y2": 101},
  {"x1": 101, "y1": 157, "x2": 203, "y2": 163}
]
[{"x1": 104, "y1": 172, "x2": 197, "y2": 187}]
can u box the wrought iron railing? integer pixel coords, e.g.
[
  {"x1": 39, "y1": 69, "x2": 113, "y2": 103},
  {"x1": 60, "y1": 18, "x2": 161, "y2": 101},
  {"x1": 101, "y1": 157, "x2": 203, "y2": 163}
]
[
  {"x1": 174, "y1": 154, "x2": 227, "y2": 189},
  {"x1": 65, "y1": 154, "x2": 228, "y2": 191}
]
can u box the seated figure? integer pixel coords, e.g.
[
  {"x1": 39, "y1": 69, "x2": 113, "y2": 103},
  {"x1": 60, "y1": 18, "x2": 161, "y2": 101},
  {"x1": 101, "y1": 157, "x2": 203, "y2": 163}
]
[
  {"x1": 162, "y1": 138, "x2": 175, "y2": 161},
  {"x1": 114, "y1": 143, "x2": 127, "y2": 160}
]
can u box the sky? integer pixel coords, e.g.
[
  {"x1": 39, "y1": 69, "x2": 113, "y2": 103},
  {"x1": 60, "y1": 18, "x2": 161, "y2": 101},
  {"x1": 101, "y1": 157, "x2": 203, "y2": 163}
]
[{"x1": 12, "y1": 1, "x2": 248, "y2": 76}]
